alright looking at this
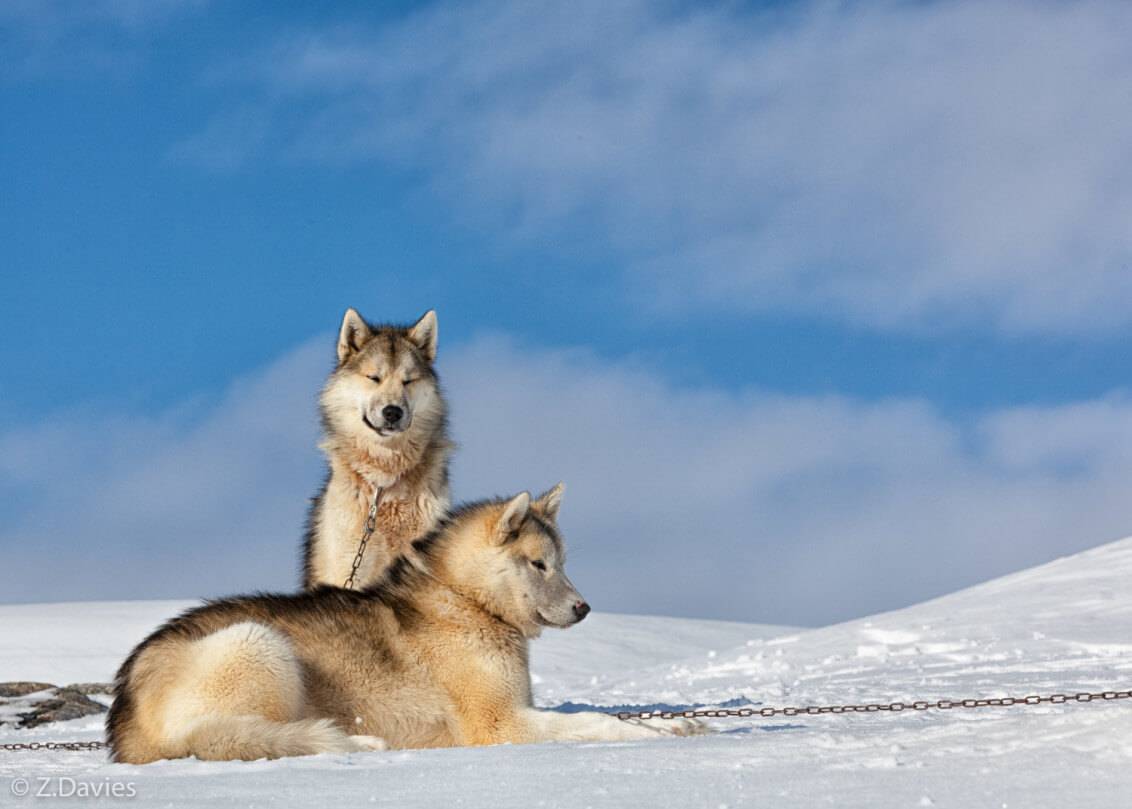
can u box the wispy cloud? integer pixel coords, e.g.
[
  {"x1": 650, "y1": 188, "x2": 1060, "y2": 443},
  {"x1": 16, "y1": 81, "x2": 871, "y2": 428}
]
[
  {"x1": 0, "y1": 338, "x2": 326, "y2": 601},
  {"x1": 4, "y1": 333, "x2": 1132, "y2": 625},
  {"x1": 0, "y1": 0, "x2": 207, "y2": 76},
  {"x1": 165, "y1": 104, "x2": 272, "y2": 171},
  {"x1": 189, "y1": 0, "x2": 1132, "y2": 336},
  {"x1": 0, "y1": 0, "x2": 206, "y2": 28}
]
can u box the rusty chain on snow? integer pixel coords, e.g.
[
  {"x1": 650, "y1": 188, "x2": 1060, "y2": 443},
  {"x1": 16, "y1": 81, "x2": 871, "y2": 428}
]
[
  {"x1": 4, "y1": 687, "x2": 1131, "y2": 753},
  {"x1": 613, "y1": 687, "x2": 1132, "y2": 721},
  {"x1": 1, "y1": 740, "x2": 107, "y2": 752}
]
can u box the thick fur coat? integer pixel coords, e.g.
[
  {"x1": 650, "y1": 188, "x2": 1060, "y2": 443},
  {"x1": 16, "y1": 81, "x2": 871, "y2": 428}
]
[
  {"x1": 302, "y1": 308, "x2": 453, "y2": 590},
  {"x1": 107, "y1": 489, "x2": 702, "y2": 763}
]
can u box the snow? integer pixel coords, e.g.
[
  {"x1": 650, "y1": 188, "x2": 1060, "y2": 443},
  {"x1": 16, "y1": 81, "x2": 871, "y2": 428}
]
[
  {"x1": 0, "y1": 600, "x2": 197, "y2": 685},
  {"x1": 3, "y1": 537, "x2": 1132, "y2": 807}
]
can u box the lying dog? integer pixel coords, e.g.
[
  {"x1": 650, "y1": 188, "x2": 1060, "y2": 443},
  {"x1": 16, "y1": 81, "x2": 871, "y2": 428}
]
[{"x1": 107, "y1": 486, "x2": 702, "y2": 762}]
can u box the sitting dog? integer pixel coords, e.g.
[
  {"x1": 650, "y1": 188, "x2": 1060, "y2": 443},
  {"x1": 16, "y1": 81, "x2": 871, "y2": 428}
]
[
  {"x1": 302, "y1": 308, "x2": 453, "y2": 590},
  {"x1": 107, "y1": 486, "x2": 702, "y2": 762}
]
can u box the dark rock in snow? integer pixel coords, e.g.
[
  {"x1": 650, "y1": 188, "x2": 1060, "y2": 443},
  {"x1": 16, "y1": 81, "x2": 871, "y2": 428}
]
[
  {"x1": 0, "y1": 682, "x2": 56, "y2": 697},
  {"x1": 65, "y1": 682, "x2": 114, "y2": 696}
]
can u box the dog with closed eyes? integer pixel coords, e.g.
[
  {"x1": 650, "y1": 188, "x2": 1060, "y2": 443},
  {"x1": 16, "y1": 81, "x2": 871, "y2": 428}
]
[{"x1": 302, "y1": 308, "x2": 453, "y2": 590}]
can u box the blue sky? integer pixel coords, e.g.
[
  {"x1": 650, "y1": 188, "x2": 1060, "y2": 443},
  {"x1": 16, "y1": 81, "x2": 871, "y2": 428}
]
[{"x1": 4, "y1": 0, "x2": 1132, "y2": 625}]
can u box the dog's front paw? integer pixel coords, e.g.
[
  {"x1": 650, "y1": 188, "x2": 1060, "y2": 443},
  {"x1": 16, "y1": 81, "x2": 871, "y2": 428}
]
[
  {"x1": 638, "y1": 717, "x2": 710, "y2": 737},
  {"x1": 347, "y1": 734, "x2": 387, "y2": 752}
]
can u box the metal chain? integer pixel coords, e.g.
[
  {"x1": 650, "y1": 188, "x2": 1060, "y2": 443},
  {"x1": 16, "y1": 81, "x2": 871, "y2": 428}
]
[
  {"x1": 342, "y1": 486, "x2": 384, "y2": 590},
  {"x1": 1, "y1": 741, "x2": 107, "y2": 752},
  {"x1": 614, "y1": 688, "x2": 1132, "y2": 721},
  {"x1": 3, "y1": 688, "x2": 1130, "y2": 753}
]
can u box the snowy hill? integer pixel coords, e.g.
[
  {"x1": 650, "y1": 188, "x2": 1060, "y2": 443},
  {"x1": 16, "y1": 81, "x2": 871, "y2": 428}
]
[{"x1": 3, "y1": 537, "x2": 1132, "y2": 807}]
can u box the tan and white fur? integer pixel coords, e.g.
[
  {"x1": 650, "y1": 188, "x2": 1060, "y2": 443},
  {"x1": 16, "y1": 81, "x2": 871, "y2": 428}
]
[
  {"x1": 107, "y1": 487, "x2": 704, "y2": 763},
  {"x1": 303, "y1": 308, "x2": 453, "y2": 590}
]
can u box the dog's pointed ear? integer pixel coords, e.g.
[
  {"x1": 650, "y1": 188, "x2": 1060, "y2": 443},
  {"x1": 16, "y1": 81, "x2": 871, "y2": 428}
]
[
  {"x1": 406, "y1": 310, "x2": 438, "y2": 363},
  {"x1": 534, "y1": 482, "x2": 565, "y2": 521},
  {"x1": 337, "y1": 308, "x2": 373, "y2": 365},
  {"x1": 495, "y1": 491, "x2": 530, "y2": 544}
]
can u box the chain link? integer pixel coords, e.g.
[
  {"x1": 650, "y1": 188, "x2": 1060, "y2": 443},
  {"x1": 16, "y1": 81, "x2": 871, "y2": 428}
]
[
  {"x1": 342, "y1": 486, "x2": 385, "y2": 590},
  {"x1": 3, "y1": 688, "x2": 1129, "y2": 753},
  {"x1": 1, "y1": 740, "x2": 107, "y2": 752},
  {"x1": 613, "y1": 688, "x2": 1132, "y2": 721}
]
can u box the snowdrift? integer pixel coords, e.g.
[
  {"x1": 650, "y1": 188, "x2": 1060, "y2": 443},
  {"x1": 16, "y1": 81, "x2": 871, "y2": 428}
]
[{"x1": 3, "y1": 536, "x2": 1132, "y2": 807}]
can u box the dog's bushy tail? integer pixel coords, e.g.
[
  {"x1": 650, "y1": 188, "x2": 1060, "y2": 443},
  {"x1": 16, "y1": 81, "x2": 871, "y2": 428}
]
[{"x1": 176, "y1": 716, "x2": 380, "y2": 761}]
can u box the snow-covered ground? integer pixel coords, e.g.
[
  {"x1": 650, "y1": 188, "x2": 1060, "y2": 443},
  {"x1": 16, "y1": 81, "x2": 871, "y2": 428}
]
[{"x1": 3, "y1": 537, "x2": 1132, "y2": 807}]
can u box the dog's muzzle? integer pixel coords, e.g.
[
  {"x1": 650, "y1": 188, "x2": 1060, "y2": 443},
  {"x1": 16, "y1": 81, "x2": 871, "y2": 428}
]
[{"x1": 363, "y1": 404, "x2": 412, "y2": 436}]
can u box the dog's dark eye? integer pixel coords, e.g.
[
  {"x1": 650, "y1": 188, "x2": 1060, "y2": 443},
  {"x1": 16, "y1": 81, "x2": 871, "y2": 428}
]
[
  {"x1": 403, "y1": 378, "x2": 417, "y2": 386},
  {"x1": 368, "y1": 375, "x2": 382, "y2": 384},
  {"x1": 530, "y1": 559, "x2": 547, "y2": 572}
]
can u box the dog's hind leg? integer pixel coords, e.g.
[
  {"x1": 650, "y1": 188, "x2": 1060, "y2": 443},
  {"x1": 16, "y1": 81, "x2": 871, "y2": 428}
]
[{"x1": 161, "y1": 622, "x2": 385, "y2": 760}]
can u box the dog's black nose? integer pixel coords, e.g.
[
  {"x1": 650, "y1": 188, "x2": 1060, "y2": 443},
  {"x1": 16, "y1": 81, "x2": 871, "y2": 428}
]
[
  {"x1": 382, "y1": 404, "x2": 404, "y2": 424},
  {"x1": 573, "y1": 601, "x2": 591, "y2": 621}
]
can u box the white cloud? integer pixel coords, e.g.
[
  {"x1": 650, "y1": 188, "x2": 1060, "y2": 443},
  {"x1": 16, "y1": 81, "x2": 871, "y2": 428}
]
[
  {"x1": 4, "y1": 334, "x2": 1132, "y2": 625},
  {"x1": 211, "y1": 0, "x2": 1132, "y2": 335},
  {"x1": 0, "y1": 339, "x2": 327, "y2": 601},
  {"x1": 446, "y1": 338, "x2": 1132, "y2": 623},
  {"x1": 165, "y1": 105, "x2": 272, "y2": 171},
  {"x1": 0, "y1": 0, "x2": 207, "y2": 76}
]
